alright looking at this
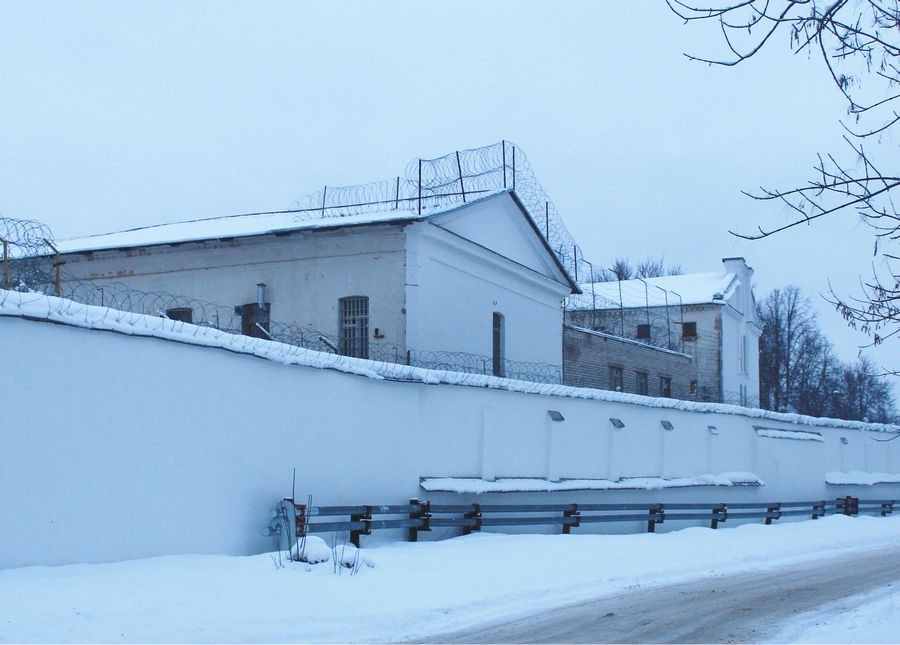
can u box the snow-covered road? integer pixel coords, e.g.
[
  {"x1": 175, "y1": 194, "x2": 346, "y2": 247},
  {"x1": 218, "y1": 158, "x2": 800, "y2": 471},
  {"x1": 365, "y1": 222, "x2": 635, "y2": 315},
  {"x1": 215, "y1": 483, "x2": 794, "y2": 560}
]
[
  {"x1": 431, "y1": 546, "x2": 900, "y2": 643},
  {"x1": 1, "y1": 515, "x2": 898, "y2": 643}
]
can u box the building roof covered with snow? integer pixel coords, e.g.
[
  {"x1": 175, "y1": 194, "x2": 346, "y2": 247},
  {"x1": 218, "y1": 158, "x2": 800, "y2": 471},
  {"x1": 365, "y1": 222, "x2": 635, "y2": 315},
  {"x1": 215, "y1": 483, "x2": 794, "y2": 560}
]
[
  {"x1": 55, "y1": 208, "x2": 421, "y2": 255},
  {"x1": 572, "y1": 268, "x2": 740, "y2": 311}
]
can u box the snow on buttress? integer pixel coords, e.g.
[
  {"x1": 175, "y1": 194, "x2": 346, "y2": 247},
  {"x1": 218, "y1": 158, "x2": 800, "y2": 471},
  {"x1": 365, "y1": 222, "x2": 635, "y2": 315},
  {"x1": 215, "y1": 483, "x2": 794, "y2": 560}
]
[
  {"x1": 1, "y1": 288, "x2": 899, "y2": 435},
  {"x1": 420, "y1": 472, "x2": 763, "y2": 494},
  {"x1": 826, "y1": 471, "x2": 900, "y2": 486},
  {"x1": 755, "y1": 428, "x2": 825, "y2": 442}
]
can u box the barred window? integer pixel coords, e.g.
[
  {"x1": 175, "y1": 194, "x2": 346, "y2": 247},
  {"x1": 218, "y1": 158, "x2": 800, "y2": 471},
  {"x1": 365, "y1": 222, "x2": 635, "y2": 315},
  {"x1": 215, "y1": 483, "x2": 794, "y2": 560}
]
[
  {"x1": 636, "y1": 371, "x2": 649, "y2": 395},
  {"x1": 609, "y1": 366, "x2": 624, "y2": 392},
  {"x1": 660, "y1": 376, "x2": 672, "y2": 398},
  {"x1": 165, "y1": 307, "x2": 193, "y2": 323},
  {"x1": 339, "y1": 296, "x2": 369, "y2": 359}
]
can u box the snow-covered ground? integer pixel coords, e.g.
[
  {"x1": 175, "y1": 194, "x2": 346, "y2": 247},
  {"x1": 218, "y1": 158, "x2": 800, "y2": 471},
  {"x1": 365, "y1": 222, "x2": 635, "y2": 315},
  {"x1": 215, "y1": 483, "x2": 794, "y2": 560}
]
[
  {"x1": 0, "y1": 515, "x2": 898, "y2": 643},
  {"x1": 773, "y1": 584, "x2": 900, "y2": 644}
]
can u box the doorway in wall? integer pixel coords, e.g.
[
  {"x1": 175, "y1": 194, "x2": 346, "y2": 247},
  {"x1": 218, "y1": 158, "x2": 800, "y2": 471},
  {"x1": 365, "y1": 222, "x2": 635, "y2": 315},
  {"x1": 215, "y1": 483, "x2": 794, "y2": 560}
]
[{"x1": 492, "y1": 312, "x2": 505, "y2": 377}]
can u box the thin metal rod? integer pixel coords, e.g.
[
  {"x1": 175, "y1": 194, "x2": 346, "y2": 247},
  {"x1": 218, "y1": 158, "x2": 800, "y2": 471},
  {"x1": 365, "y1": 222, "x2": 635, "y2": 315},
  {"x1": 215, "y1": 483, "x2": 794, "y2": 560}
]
[
  {"x1": 394, "y1": 176, "x2": 400, "y2": 210},
  {"x1": 545, "y1": 202, "x2": 549, "y2": 239},
  {"x1": 511, "y1": 146, "x2": 516, "y2": 192},
  {"x1": 455, "y1": 150, "x2": 466, "y2": 203},
  {"x1": 321, "y1": 186, "x2": 327, "y2": 217},
  {"x1": 672, "y1": 291, "x2": 684, "y2": 352},
  {"x1": 1, "y1": 237, "x2": 8, "y2": 290},
  {"x1": 663, "y1": 289, "x2": 671, "y2": 347},
  {"x1": 501, "y1": 140, "x2": 507, "y2": 189},
  {"x1": 44, "y1": 239, "x2": 62, "y2": 296},
  {"x1": 417, "y1": 159, "x2": 422, "y2": 215},
  {"x1": 638, "y1": 277, "x2": 649, "y2": 327}
]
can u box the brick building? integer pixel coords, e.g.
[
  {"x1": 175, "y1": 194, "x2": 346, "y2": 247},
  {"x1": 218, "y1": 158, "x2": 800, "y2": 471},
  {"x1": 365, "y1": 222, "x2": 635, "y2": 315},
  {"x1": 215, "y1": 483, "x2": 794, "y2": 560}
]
[{"x1": 564, "y1": 258, "x2": 761, "y2": 406}]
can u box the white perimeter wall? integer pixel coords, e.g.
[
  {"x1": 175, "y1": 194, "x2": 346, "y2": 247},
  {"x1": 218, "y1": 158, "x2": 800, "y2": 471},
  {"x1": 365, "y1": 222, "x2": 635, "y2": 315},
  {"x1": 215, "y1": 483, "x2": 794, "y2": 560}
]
[{"x1": 2, "y1": 315, "x2": 899, "y2": 569}]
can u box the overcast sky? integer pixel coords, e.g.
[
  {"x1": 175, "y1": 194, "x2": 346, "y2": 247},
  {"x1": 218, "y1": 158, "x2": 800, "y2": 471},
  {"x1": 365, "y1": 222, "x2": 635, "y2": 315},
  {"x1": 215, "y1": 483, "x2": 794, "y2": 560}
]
[{"x1": 1, "y1": 1, "x2": 894, "y2": 374}]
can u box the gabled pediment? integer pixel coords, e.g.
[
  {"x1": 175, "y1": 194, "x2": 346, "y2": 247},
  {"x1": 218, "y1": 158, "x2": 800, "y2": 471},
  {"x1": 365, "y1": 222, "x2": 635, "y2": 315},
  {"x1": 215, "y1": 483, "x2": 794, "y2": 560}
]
[{"x1": 429, "y1": 191, "x2": 577, "y2": 292}]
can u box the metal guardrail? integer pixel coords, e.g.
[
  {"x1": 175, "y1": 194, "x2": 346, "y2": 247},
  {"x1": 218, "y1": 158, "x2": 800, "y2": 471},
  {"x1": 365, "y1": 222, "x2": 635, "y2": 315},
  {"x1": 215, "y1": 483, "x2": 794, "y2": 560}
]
[{"x1": 269, "y1": 496, "x2": 894, "y2": 548}]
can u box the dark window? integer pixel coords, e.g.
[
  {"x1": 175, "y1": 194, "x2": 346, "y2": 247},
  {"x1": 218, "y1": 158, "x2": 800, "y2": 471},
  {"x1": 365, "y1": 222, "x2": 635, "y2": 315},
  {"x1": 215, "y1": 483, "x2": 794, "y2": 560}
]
[
  {"x1": 636, "y1": 371, "x2": 649, "y2": 395},
  {"x1": 492, "y1": 312, "x2": 505, "y2": 377},
  {"x1": 636, "y1": 324, "x2": 651, "y2": 340},
  {"x1": 682, "y1": 322, "x2": 697, "y2": 339},
  {"x1": 609, "y1": 366, "x2": 624, "y2": 391},
  {"x1": 660, "y1": 376, "x2": 672, "y2": 398},
  {"x1": 690, "y1": 380, "x2": 698, "y2": 396},
  {"x1": 339, "y1": 296, "x2": 369, "y2": 359},
  {"x1": 239, "y1": 302, "x2": 270, "y2": 339},
  {"x1": 165, "y1": 307, "x2": 192, "y2": 323}
]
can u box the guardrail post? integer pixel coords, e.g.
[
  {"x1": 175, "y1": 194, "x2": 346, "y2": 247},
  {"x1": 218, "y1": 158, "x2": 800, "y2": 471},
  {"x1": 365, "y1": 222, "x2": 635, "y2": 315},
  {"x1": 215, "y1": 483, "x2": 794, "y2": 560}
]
[
  {"x1": 647, "y1": 504, "x2": 664, "y2": 533},
  {"x1": 562, "y1": 504, "x2": 580, "y2": 534},
  {"x1": 842, "y1": 496, "x2": 859, "y2": 516},
  {"x1": 765, "y1": 503, "x2": 781, "y2": 525},
  {"x1": 711, "y1": 504, "x2": 727, "y2": 529},
  {"x1": 811, "y1": 501, "x2": 825, "y2": 519},
  {"x1": 291, "y1": 499, "x2": 307, "y2": 540},
  {"x1": 349, "y1": 505, "x2": 372, "y2": 547},
  {"x1": 408, "y1": 498, "x2": 431, "y2": 542},
  {"x1": 463, "y1": 503, "x2": 482, "y2": 535}
]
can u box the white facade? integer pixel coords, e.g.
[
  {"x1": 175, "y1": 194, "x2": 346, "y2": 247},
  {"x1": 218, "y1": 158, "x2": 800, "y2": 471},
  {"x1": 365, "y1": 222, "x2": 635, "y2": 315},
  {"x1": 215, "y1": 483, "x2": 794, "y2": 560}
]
[
  {"x1": 55, "y1": 192, "x2": 575, "y2": 370},
  {"x1": 406, "y1": 195, "x2": 569, "y2": 365},
  {"x1": 719, "y1": 258, "x2": 762, "y2": 407}
]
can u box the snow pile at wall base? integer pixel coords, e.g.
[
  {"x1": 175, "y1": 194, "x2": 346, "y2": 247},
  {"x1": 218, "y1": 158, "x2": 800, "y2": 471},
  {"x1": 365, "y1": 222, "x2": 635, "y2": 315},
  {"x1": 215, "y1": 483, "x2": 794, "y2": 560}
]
[
  {"x1": 2, "y1": 288, "x2": 899, "y2": 434},
  {"x1": 419, "y1": 472, "x2": 764, "y2": 493},
  {"x1": 826, "y1": 471, "x2": 900, "y2": 486}
]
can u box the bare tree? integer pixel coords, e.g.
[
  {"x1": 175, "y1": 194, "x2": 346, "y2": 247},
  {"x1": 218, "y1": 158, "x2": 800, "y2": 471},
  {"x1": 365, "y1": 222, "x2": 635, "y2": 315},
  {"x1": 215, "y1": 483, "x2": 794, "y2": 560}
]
[
  {"x1": 759, "y1": 285, "x2": 896, "y2": 421},
  {"x1": 636, "y1": 257, "x2": 683, "y2": 278},
  {"x1": 597, "y1": 257, "x2": 682, "y2": 281},
  {"x1": 759, "y1": 287, "x2": 819, "y2": 412},
  {"x1": 670, "y1": 0, "x2": 900, "y2": 364}
]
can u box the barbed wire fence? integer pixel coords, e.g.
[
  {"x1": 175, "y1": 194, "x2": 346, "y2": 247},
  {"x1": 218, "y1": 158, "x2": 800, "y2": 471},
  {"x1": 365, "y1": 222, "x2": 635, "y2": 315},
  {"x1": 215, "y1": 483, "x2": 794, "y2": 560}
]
[
  {"x1": 0, "y1": 215, "x2": 56, "y2": 292},
  {"x1": 289, "y1": 141, "x2": 588, "y2": 282},
  {"x1": 53, "y1": 275, "x2": 564, "y2": 383},
  {"x1": 0, "y1": 141, "x2": 704, "y2": 391},
  {"x1": 0, "y1": 214, "x2": 563, "y2": 385}
]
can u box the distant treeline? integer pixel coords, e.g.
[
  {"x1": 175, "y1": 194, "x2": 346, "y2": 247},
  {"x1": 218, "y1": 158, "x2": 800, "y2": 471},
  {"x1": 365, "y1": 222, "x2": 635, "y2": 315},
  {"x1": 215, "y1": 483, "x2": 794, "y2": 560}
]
[{"x1": 758, "y1": 286, "x2": 896, "y2": 423}]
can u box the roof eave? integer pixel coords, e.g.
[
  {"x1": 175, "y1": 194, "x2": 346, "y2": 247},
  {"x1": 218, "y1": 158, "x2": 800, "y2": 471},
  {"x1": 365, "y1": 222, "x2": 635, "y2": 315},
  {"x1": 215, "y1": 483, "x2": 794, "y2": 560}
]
[
  {"x1": 507, "y1": 191, "x2": 581, "y2": 294},
  {"x1": 56, "y1": 216, "x2": 422, "y2": 256}
]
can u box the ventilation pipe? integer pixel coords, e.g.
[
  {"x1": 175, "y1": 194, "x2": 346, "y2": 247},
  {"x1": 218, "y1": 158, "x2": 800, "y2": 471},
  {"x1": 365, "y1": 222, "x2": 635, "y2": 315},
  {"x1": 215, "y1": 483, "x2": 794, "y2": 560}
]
[{"x1": 257, "y1": 283, "x2": 267, "y2": 310}]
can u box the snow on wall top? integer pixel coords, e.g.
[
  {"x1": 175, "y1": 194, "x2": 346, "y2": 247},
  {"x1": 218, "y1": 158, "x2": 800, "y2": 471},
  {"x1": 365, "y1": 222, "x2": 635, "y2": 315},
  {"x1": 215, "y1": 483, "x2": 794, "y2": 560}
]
[
  {"x1": 2, "y1": 288, "x2": 897, "y2": 435},
  {"x1": 54, "y1": 190, "x2": 510, "y2": 255},
  {"x1": 572, "y1": 271, "x2": 738, "y2": 309}
]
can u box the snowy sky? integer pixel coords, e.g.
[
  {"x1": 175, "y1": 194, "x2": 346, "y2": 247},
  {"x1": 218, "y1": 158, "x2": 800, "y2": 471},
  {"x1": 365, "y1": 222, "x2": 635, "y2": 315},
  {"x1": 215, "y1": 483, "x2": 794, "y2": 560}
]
[{"x1": 1, "y1": 1, "x2": 895, "y2": 375}]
